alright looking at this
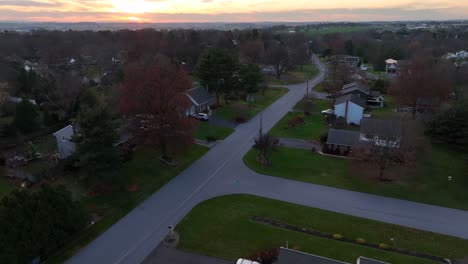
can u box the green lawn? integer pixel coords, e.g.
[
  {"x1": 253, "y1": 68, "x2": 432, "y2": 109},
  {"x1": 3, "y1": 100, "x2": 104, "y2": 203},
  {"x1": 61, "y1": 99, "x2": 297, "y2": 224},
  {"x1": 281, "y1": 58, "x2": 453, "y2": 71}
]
[
  {"x1": 177, "y1": 195, "x2": 467, "y2": 263},
  {"x1": 195, "y1": 122, "x2": 234, "y2": 141},
  {"x1": 48, "y1": 145, "x2": 209, "y2": 263},
  {"x1": 215, "y1": 88, "x2": 288, "y2": 122},
  {"x1": 0, "y1": 169, "x2": 14, "y2": 198},
  {"x1": 244, "y1": 145, "x2": 468, "y2": 210},
  {"x1": 269, "y1": 112, "x2": 328, "y2": 141},
  {"x1": 269, "y1": 98, "x2": 332, "y2": 140},
  {"x1": 369, "y1": 96, "x2": 397, "y2": 118}
]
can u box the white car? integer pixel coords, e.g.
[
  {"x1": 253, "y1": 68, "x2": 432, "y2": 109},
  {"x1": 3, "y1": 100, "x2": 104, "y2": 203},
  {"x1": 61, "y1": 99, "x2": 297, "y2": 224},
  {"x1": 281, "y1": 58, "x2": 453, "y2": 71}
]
[
  {"x1": 321, "y1": 109, "x2": 334, "y2": 115},
  {"x1": 360, "y1": 65, "x2": 368, "y2": 71},
  {"x1": 195, "y1": 113, "x2": 209, "y2": 121}
]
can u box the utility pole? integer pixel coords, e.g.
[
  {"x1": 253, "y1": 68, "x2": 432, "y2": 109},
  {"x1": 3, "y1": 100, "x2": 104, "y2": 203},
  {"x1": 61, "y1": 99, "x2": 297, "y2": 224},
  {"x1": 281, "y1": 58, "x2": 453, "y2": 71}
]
[
  {"x1": 259, "y1": 112, "x2": 264, "y2": 169},
  {"x1": 306, "y1": 71, "x2": 309, "y2": 98}
]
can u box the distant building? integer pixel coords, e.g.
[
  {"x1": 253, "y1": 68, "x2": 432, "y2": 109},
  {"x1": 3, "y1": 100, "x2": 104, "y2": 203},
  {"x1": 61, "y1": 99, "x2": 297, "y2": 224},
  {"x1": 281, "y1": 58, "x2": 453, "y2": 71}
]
[
  {"x1": 344, "y1": 56, "x2": 361, "y2": 68},
  {"x1": 385, "y1": 59, "x2": 398, "y2": 74}
]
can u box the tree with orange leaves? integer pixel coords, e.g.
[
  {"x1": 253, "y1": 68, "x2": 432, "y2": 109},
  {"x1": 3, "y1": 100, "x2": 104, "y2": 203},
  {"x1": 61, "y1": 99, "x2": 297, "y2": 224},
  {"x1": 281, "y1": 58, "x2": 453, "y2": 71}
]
[{"x1": 120, "y1": 61, "x2": 196, "y2": 161}]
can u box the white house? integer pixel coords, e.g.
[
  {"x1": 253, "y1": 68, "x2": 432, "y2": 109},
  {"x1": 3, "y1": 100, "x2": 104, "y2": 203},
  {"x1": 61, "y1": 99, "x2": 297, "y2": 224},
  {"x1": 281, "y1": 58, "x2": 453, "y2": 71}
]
[
  {"x1": 53, "y1": 125, "x2": 76, "y2": 159},
  {"x1": 334, "y1": 94, "x2": 366, "y2": 125}
]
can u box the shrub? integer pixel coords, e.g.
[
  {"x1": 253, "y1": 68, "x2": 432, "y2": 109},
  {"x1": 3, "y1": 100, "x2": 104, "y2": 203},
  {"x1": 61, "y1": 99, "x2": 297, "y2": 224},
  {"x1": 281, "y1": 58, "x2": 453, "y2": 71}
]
[
  {"x1": 355, "y1": 237, "x2": 366, "y2": 244},
  {"x1": 246, "y1": 248, "x2": 280, "y2": 264},
  {"x1": 319, "y1": 131, "x2": 329, "y2": 143},
  {"x1": 333, "y1": 116, "x2": 347, "y2": 129},
  {"x1": 322, "y1": 144, "x2": 330, "y2": 154},
  {"x1": 379, "y1": 243, "x2": 391, "y2": 249},
  {"x1": 333, "y1": 233, "x2": 343, "y2": 240},
  {"x1": 287, "y1": 115, "x2": 305, "y2": 128},
  {"x1": 14, "y1": 99, "x2": 41, "y2": 133},
  {"x1": 205, "y1": 135, "x2": 218, "y2": 142}
]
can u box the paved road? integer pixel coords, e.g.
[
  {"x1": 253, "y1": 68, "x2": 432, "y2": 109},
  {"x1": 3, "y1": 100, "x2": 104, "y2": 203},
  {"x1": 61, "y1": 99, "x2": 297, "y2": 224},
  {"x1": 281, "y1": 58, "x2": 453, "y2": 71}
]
[
  {"x1": 67, "y1": 56, "x2": 468, "y2": 264},
  {"x1": 278, "y1": 137, "x2": 320, "y2": 150}
]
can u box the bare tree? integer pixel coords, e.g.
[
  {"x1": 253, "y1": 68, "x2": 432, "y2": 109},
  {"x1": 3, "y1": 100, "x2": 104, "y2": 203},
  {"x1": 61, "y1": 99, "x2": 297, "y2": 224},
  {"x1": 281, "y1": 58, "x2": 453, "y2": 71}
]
[
  {"x1": 352, "y1": 119, "x2": 416, "y2": 181},
  {"x1": 389, "y1": 57, "x2": 450, "y2": 119},
  {"x1": 240, "y1": 40, "x2": 265, "y2": 64},
  {"x1": 265, "y1": 43, "x2": 290, "y2": 80},
  {"x1": 254, "y1": 133, "x2": 279, "y2": 166},
  {"x1": 0, "y1": 82, "x2": 9, "y2": 105},
  {"x1": 120, "y1": 60, "x2": 196, "y2": 160}
]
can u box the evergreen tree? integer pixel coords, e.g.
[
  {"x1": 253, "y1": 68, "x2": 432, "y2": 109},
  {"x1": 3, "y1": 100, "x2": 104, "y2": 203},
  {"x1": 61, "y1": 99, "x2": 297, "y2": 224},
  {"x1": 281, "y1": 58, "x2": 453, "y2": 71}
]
[
  {"x1": 77, "y1": 106, "x2": 121, "y2": 183},
  {"x1": 0, "y1": 185, "x2": 87, "y2": 264},
  {"x1": 14, "y1": 99, "x2": 40, "y2": 133}
]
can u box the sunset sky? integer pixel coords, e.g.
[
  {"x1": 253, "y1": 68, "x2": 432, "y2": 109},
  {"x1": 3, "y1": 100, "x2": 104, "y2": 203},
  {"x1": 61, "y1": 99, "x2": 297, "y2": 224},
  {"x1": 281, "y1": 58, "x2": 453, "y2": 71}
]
[{"x1": 0, "y1": 0, "x2": 467, "y2": 22}]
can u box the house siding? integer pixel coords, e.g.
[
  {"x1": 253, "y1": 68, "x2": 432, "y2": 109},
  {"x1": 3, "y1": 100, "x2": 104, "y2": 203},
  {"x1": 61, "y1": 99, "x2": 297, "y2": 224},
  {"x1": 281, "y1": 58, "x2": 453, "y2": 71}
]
[
  {"x1": 335, "y1": 101, "x2": 364, "y2": 125},
  {"x1": 53, "y1": 125, "x2": 76, "y2": 159}
]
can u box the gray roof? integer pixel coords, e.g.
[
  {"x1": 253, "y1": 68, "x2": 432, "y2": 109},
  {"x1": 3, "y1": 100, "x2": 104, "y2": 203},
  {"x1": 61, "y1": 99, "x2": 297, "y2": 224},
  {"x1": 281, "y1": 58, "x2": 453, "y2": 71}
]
[
  {"x1": 186, "y1": 87, "x2": 214, "y2": 106},
  {"x1": 335, "y1": 93, "x2": 366, "y2": 108},
  {"x1": 327, "y1": 129, "x2": 360, "y2": 147},
  {"x1": 357, "y1": 257, "x2": 390, "y2": 264},
  {"x1": 340, "y1": 82, "x2": 370, "y2": 96},
  {"x1": 360, "y1": 118, "x2": 403, "y2": 138},
  {"x1": 277, "y1": 248, "x2": 350, "y2": 264}
]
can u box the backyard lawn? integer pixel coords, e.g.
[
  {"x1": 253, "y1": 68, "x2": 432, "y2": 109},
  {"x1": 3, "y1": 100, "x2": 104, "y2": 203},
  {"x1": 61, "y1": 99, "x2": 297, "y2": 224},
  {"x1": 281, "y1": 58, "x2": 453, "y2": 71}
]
[
  {"x1": 177, "y1": 195, "x2": 468, "y2": 263},
  {"x1": 244, "y1": 145, "x2": 468, "y2": 210},
  {"x1": 48, "y1": 145, "x2": 209, "y2": 263},
  {"x1": 194, "y1": 122, "x2": 234, "y2": 141},
  {"x1": 269, "y1": 98, "x2": 332, "y2": 140},
  {"x1": 269, "y1": 112, "x2": 328, "y2": 140},
  {"x1": 215, "y1": 87, "x2": 288, "y2": 122}
]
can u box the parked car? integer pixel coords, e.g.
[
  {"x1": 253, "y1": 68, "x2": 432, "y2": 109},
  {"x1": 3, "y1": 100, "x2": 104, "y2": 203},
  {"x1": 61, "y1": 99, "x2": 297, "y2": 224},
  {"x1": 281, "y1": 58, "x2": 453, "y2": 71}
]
[
  {"x1": 360, "y1": 65, "x2": 368, "y2": 71},
  {"x1": 195, "y1": 113, "x2": 209, "y2": 121},
  {"x1": 321, "y1": 109, "x2": 334, "y2": 115}
]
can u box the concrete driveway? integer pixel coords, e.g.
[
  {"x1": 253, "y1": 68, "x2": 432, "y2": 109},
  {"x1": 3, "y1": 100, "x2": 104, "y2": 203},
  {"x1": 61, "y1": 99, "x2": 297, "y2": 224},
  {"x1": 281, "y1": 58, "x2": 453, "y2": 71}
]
[{"x1": 66, "y1": 56, "x2": 468, "y2": 264}]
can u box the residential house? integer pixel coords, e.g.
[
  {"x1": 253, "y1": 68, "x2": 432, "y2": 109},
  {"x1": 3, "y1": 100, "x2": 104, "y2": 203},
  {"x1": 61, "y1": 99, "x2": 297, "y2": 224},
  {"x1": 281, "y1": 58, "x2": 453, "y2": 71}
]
[
  {"x1": 334, "y1": 94, "x2": 366, "y2": 125},
  {"x1": 53, "y1": 125, "x2": 76, "y2": 159},
  {"x1": 385, "y1": 59, "x2": 398, "y2": 74},
  {"x1": 359, "y1": 118, "x2": 403, "y2": 148},
  {"x1": 338, "y1": 82, "x2": 370, "y2": 98},
  {"x1": 326, "y1": 118, "x2": 403, "y2": 155},
  {"x1": 344, "y1": 55, "x2": 361, "y2": 68},
  {"x1": 53, "y1": 124, "x2": 132, "y2": 159},
  {"x1": 276, "y1": 247, "x2": 389, "y2": 264},
  {"x1": 186, "y1": 87, "x2": 215, "y2": 116}
]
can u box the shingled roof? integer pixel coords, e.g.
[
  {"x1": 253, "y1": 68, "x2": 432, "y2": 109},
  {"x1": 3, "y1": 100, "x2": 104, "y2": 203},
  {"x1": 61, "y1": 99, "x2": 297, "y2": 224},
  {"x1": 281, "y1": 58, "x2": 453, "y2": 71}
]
[
  {"x1": 327, "y1": 129, "x2": 361, "y2": 147},
  {"x1": 335, "y1": 93, "x2": 366, "y2": 108},
  {"x1": 360, "y1": 118, "x2": 403, "y2": 138},
  {"x1": 277, "y1": 248, "x2": 350, "y2": 264},
  {"x1": 186, "y1": 87, "x2": 214, "y2": 106},
  {"x1": 340, "y1": 82, "x2": 370, "y2": 96}
]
